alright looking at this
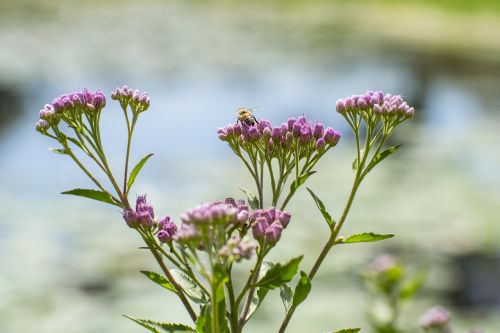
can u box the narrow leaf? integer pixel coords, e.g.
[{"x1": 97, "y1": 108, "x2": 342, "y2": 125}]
[
  {"x1": 49, "y1": 147, "x2": 66, "y2": 154},
  {"x1": 306, "y1": 187, "x2": 335, "y2": 227},
  {"x1": 255, "y1": 256, "x2": 303, "y2": 289},
  {"x1": 171, "y1": 269, "x2": 207, "y2": 304},
  {"x1": 292, "y1": 271, "x2": 311, "y2": 307},
  {"x1": 140, "y1": 271, "x2": 175, "y2": 292},
  {"x1": 342, "y1": 232, "x2": 394, "y2": 244},
  {"x1": 124, "y1": 316, "x2": 196, "y2": 333},
  {"x1": 127, "y1": 153, "x2": 154, "y2": 192},
  {"x1": 280, "y1": 284, "x2": 293, "y2": 311},
  {"x1": 290, "y1": 171, "x2": 316, "y2": 193},
  {"x1": 239, "y1": 187, "x2": 259, "y2": 210},
  {"x1": 330, "y1": 328, "x2": 361, "y2": 333},
  {"x1": 364, "y1": 144, "x2": 401, "y2": 174},
  {"x1": 61, "y1": 188, "x2": 120, "y2": 207}
]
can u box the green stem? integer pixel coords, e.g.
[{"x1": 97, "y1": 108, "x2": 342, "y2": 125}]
[{"x1": 140, "y1": 231, "x2": 197, "y2": 322}]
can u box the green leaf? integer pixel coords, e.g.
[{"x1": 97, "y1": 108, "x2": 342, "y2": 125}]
[
  {"x1": 140, "y1": 271, "x2": 175, "y2": 292},
  {"x1": 124, "y1": 316, "x2": 196, "y2": 332},
  {"x1": 239, "y1": 187, "x2": 259, "y2": 209},
  {"x1": 364, "y1": 144, "x2": 401, "y2": 174},
  {"x1": 306, "y1": 187, "x2": 335, "y2": 228},
  {"x1": 61, "y1": 188, "x2": 121, "y2": 207},
  {"x1": 255, "y1": 256, "x2": 303, "y2": 289},
  {"x1": 342, "y1": 232, "x2": 394, "y2": 244},
  {"x1": 127, "y1": 153, "x2": 154, "y2": 192},
  {"x1": 292, "y1": 271, "x2": 311, "y2": 307},
  {"x1": 246, "y1": 287, "x2": 269, "y2": 320},
  {"x1": 399, "y1": 271, "x2": 427, "y2": 300},
  {"x1": 280, "y1": 284, "x2": 293, "y2": 311},
  {"x1": 290, "y1": 171, "x2": 316, "y2": 193},
  {"x1": 330, "y1": 328, "x2": 361, "y2": 333},
  {"x1": 170, "y1": 269, "x2": 207, "y2": 304},
  {"x1": 49, "y1": 147, "x2": 66, "y2": 154}
]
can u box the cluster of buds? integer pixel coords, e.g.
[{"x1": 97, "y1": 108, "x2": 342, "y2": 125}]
[
  {"x1": 419, "y1": 306, "x2": 451, "y2": 332},
  {"x1": 250, "y1": 207, "x2": 291, "y2": 246},
  {"x1": 123, "y1": 195, "x2": 155, "y2": 228},
  {"x1": 157, "y1": 216, "x2": 177, "y2": 243},
  {"x1": 111, "y1": 85, "x2": 150, "y2": 114},
  {"x1": 35, "y1": 88, "x2": 107, "y2": 134},
  {"x1": 219, "y1": 236, "x2": 256, "y2": 262},
  {"x1": 336, "y1": 91, "x2": 414, "y2": 125},
  {"x1": 218, "y1": 116, "x2": 340, "y2": 157},
  {"x1": 174, "y1": 199, "x2": 250, "y2": 246}
]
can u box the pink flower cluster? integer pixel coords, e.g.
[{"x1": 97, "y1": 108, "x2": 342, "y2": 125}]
[
  {"x1": 218, "y1": 116, "x2": 341, "y2": 153},
  {"x1": 336, "y1": 91, "x2": 414, "y2": 118},
  {"x1": 111, "y1": 85, "x2": 150, "y2": 112},
  {"x1": 180, "y1": 199, "x2": 249, "y2": 226},
  {"x1": 35, "y1": 88, "x2": 106, "y2": 133},
  {"x1": 250, "y1": 207, "x2": 291, "y2": 246}
]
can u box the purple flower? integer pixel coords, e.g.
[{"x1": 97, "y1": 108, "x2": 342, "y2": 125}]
[
  {"x1": 157, "y1": 216, "x2": 177, "y2": 243},
  {"x1": 315, "y1": 138, "x2": 326, "y2": 152},
  {"x1": 181, "y1": 201, "x2": 238, "y2": 225},
  {"x1": 419, "y1": 306, "x2": 451, "y2": 330},
  {"x1": 173, "y1": 223, "x2": 199, "y2": 244},
  {"x1": 336, "y1": 90, "x2": 415, "y2": 120},
  {"x1": 264, "y1": 222, "x2": 283, "y2": 245},
  {"x1": 111, "y1": 85, "x2": 150, "y2": 112},
  {"x1": 123, "y1": 210, "x2": 140, "y2": 228},
  {"x1": 250, "y1": 207, "x2": 291, "y2": 245},
  {"x1": 313, "y1": 122, "x2": 324, "y2": 139},
  {"x1": 369, "y1": 254, "x2": 397, "y2": 274},
  {"x1": 35, "y1": 119, "x2": 50, "y2": 133}
]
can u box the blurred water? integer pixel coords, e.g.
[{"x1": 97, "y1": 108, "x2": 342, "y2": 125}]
[{"x1": 1, "y1": 1, "x2": 500, "y2": 333}]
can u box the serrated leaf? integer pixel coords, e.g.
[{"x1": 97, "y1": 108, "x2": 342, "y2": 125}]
[
  {"x1": 306, "y1": 187, "x2": 335, "y2": 228},
  {"x1": 140, "y1": 271, "x2": 175, "y2": 292},
  {"x1": 342, "y1": 232, "x2": 394, "y2": 244},
  {"x1": 239, "y1": 187, "x2": 259, "y2": 209},
  {"x1": 399, "y1": 271, "x2": 427, "y2": 300},
  {"x1": 292, "y1": 271, "x2": 311, "y2": 307},
  {"x1": 127, "y1": 153, "x2": 153, "y2": 192},
  {"x1": 49, "y1": 147, "x2": 66, "y2": 154},
  {"x1": 255, "y1": 256, "x2": 302, "y2": 289},
  {"x1": 330, "y1": 328, "x2": 361, "y2": 333},
  {"x1": 290, "y1": 171, "x2": 316, "y2": 193},
  {"x1": 124, "y1": 316, "x2": 196, "y2": 332},
  {"x1": 280, "y1": 284, "x2": 293, "y2": 311},
  {"x1": 364, "y1": 144, "x2": 401, "y2": 174},
  {"x1": 171, "y1": 269, "x2": 207, "y2": 304},
  {"x1": 61, "y1": 188, "x2": 121, "y2": 207}
]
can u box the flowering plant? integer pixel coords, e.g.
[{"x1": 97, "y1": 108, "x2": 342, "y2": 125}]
[{"x1": 36, "y1": 87, "x2": 414, "y2": 332}]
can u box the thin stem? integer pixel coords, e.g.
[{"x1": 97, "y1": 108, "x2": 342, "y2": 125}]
[
  {"x1": 140, "y1": 231, "x2": 197, "y2": 322},
  {"x1": 226, "y1": 272, "x2": 240, "y2": 333},
  {"x1": 279, "y1": 129, "x2": 373, "y2": 333}
]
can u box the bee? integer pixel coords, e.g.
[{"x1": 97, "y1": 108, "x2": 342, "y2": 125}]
[{"x1": 236, "y1": 107, "x2": 259, "y2": 126}]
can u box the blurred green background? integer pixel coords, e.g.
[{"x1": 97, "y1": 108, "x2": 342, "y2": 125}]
[{"x1": 0, "y1": 0, "x2": 499, "y2": 332}]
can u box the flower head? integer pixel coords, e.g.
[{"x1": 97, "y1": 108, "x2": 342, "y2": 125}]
[
  {"x1": 336, "y1": 91, "x2": 414, "y2": 124},
  {"x1": 122, "y1": 195, "x2": 155, "y2": 228},
  {"x1": 250, "y1": 207, "x2": 291, "y2": 246},
  {"x1": 157, "y1": 216, "x2": 177, "y2": 243},
  {"x1": 111, "y1": 85, "x2": 150, "y2": 113},
  {"x1": 219, "y1": 236, "x2": 256, "y2": 262}
]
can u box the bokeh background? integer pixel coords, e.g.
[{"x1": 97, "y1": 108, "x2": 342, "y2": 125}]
[{"x1": 1, "y1": 0, "x2": 499, "y2": 332}]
